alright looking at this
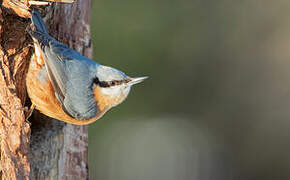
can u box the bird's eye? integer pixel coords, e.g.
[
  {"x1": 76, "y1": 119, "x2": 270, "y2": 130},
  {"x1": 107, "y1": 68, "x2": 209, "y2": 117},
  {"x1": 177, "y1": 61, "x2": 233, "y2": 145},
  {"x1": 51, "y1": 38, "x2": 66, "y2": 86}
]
[{"x1": 111, "y1": 81, "x2": 116, "y2": 86}]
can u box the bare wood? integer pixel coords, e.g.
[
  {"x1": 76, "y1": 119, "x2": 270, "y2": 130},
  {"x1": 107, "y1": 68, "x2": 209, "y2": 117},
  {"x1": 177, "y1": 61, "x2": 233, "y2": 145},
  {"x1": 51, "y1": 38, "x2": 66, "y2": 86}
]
[
  {"x1": 2, "y1": 0, "x2": 31, "y2": 18},
  {"x1": 28, "y1": 1, "x2": 50, "y2": 6}
]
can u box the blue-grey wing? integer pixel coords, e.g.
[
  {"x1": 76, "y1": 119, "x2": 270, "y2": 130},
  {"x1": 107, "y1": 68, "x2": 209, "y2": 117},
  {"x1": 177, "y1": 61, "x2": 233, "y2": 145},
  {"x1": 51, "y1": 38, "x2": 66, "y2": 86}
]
[
  {"x1": 43, "y1": 40, "x2": 69, "y2": 105},
  {"x1": 44, "y1": 39, "x2": 98, "y2": 120},
  {"x1": 29, "y1": 8, "x2": 98, "y2": 119}
]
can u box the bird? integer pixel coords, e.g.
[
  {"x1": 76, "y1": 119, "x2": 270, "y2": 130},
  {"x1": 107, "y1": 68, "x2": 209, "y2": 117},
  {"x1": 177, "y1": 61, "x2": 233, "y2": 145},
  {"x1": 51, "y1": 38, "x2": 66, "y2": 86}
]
[{"x1": 26, "y1": 9, "x2": 147, "y2": 125}]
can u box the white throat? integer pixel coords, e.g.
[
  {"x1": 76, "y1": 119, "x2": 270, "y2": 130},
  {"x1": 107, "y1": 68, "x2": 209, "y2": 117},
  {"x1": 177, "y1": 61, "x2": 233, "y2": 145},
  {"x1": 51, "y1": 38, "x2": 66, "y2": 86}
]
[{"x1": 100, "y1": 85, "x2": 131, "y2": 98}]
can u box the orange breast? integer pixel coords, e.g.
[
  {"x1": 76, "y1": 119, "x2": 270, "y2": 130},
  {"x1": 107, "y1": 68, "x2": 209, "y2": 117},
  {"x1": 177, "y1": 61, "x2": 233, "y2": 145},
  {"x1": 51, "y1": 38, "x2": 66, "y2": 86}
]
[
  {"x1": 93, "y1": 86, "x2": 125, "y2": 111},
  {"x1": 26, "y1": 49, "x2": 106, "y2": 125}
]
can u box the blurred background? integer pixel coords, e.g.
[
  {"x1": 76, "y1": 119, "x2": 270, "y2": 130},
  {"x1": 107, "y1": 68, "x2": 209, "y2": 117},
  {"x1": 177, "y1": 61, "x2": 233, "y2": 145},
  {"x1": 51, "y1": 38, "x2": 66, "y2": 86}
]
[{"x1": 88, "y1": 1, "x2": 290, "y2": 179}]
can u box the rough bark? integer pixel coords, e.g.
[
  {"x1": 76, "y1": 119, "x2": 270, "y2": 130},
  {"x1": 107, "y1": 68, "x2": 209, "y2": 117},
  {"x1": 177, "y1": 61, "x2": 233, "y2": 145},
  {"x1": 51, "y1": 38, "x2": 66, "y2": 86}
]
[
  {"x1": 0, "y1": 6, "x2": 32, "y2": 180},
  {"x1": 0, "y1": 0, "x2": 91, "y2": 179}
]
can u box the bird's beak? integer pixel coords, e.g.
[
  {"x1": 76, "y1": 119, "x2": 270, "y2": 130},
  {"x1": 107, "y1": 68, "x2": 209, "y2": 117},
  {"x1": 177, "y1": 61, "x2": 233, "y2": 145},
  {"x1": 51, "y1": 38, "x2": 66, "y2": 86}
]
[{"x1": 128, "y1": 76, "x2": 148, "y2": 86}]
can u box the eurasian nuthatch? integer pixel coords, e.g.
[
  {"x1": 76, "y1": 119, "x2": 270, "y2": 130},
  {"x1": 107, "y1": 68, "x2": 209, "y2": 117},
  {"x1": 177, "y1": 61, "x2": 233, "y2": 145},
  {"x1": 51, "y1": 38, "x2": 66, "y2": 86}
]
[{"x1": 26, "y1": 9, "x2": 147, "y2": 125}]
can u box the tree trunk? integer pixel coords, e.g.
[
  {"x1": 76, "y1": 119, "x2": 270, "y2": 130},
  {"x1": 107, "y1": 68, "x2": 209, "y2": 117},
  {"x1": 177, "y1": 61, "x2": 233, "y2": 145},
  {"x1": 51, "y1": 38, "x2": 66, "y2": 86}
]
[
  {"x1": 0, "y1": 0, "x2": 92, "y2": 179},
  {"x1": 0, "y1": 5, "x2": 32, "y2": 180}
]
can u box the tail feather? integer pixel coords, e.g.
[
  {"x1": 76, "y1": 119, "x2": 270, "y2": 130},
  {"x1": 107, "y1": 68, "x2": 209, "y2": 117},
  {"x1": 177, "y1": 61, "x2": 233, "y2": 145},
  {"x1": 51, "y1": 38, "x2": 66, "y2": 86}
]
[
  {"x1": 31, "y1": 8, "x2": 48, "y2": 35},
  {"x1": 28, "y1": 8, "x2": 51, "y2": 47}
]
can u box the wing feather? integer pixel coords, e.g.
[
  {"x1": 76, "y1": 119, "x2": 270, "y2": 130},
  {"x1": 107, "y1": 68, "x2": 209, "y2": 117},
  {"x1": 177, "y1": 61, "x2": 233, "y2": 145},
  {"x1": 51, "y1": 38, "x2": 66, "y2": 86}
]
[
  {"x1": 30, "y1": 8, "x2": 98, "y2": 120},
  {"x1": 43, "y1": 40, "x2": 98, "y2": 119}
]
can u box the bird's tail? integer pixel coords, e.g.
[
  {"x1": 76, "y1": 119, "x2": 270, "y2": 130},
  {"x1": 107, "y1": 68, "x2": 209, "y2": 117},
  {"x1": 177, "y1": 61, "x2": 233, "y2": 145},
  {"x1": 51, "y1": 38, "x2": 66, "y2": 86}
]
[
  {"x1": 30, "y1": 8, "x2": 49, "y2": 35},
  {"x1": 27, "y1": 8, "x2": 51, "y2": 46}
]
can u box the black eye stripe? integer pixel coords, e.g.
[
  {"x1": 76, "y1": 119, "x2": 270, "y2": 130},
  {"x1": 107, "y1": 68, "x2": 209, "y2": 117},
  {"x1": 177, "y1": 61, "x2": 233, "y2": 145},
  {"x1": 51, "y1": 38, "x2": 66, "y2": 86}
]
[
  {"x1": 93, "y1": 77, "x2": 100, "y2": 85},
  {"x1": 99, "y1": 81, "x2": 111, "y2": 87},
  {"x1": 94, "y1": 78, "x2": 131, "y2": 88}
]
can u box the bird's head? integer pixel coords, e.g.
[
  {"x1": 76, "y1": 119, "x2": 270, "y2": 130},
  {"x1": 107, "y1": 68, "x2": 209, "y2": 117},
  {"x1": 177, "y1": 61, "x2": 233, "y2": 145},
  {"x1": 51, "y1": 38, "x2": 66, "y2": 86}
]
[{"x1": 92, "y1": 65, "x2": 147, "y2": 111}]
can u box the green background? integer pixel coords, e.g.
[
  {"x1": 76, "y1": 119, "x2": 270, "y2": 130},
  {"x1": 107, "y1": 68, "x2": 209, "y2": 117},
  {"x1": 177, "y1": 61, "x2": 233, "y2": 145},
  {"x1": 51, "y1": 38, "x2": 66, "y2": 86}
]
[{"x1": 89, "y1": 1, "x2": 290, "y2": 179}]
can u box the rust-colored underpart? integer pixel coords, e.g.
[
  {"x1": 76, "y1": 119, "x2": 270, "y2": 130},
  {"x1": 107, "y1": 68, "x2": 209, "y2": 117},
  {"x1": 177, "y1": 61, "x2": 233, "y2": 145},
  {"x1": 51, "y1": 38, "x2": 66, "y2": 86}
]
[
  {"x1": 26, "y1": 51, "x2": 106, "y2": 125},
  {"x1": 0, "y1": 6, "x2": 32, "y2": 180}
]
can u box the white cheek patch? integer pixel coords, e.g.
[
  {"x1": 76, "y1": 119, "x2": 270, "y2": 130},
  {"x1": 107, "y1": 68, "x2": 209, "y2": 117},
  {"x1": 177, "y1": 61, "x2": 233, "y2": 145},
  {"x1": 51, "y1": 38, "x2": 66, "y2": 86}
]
[
  {"x1": 122, "y1": 86, "x2": 131, "y2": 97},
  {"x1": 100, "y1": 85, "x2": 131, "y2": 98},
  {"x1": 100, "y1": 86, "x2": 120, "y2": 97}
]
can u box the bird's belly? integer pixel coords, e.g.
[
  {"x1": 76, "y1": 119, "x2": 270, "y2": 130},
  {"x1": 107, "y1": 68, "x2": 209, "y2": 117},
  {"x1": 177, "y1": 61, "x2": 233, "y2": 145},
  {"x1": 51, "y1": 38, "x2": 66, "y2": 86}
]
[{"x1": 26, "y1": 54, "x2": 103, "y2": 125}]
